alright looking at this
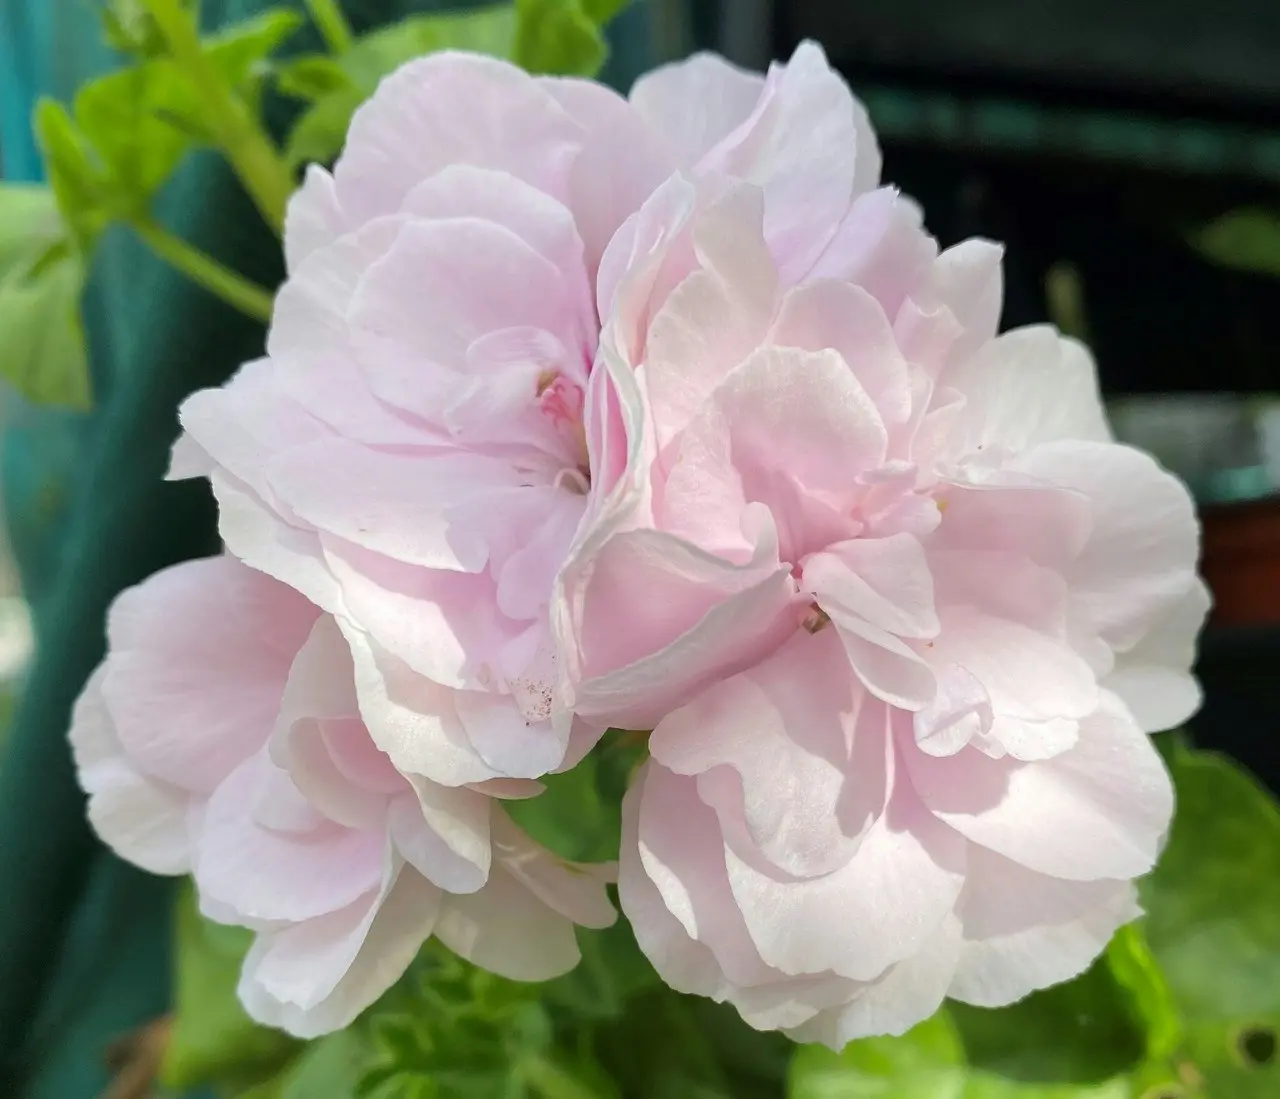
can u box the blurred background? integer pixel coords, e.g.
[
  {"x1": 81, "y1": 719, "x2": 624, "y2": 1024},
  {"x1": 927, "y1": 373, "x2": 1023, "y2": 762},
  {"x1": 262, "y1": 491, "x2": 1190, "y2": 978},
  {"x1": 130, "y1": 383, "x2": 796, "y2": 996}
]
[{"x1": 0, "y1": 1, "x2": 1278, "y2": 1095}]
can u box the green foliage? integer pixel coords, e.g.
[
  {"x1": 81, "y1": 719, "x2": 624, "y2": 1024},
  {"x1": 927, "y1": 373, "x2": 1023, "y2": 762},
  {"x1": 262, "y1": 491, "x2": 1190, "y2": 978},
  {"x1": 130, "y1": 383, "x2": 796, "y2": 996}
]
[
  {"x1": 788, "y1": 1012, "x2": 1131, "y2": 1099},
  {"x1": 1187, "y1": 208, "x2": 1280, "y2": 278},
  {"x1": 950, "y1": 959, "x2": 1144, "y2": 1085},
  {"x1": 0, "y1": 184, "x2": 91, "y2": 409},
  {"x1": 161, "y1": 882, "x2": 302, "y2": 1092},
  {"x1": 512, "y1": 0, "x2": 608, "y2": 76},
  {"x1": 1137, "y1": 744, "x2": 1280, "y2": 1097},
  {"x1": 505, "y1": 734, "x2": 642, "y2": 863}
]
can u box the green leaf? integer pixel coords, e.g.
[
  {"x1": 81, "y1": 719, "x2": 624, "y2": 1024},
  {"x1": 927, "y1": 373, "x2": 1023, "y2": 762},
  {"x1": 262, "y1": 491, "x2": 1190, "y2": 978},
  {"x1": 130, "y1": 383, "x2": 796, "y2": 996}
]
[
  {"x1": 275, "y1": 55, "x2": 355, "y2": 101},
  {"x1": 277, "y1": 1030, "x2": 365, "y2": 1099},
  {"x1": 33, "y1": 99, "x2": 110, "y2": 250},
  {"x1": 74, "y1": 63, "x2": 192, "y2": 208},
  {"x1": 950, "y1": 958, "x2": 1145, "y2": 1084},
  {"x1": 513, "y1": 0, "x2": 607, "y2": 76},
  {"x1": 789, "y1": 1013, "x2": 965, "y2": 1099},
  {"x1": 505, "y1": 736, "x2": 633, "y2": 863},
  {"x1": 1140, "y1": 747, "x2": 1280, "y2": 1096},
  {"x1": 281, "y1": 4, "x2": 517, "y2": 167},
  {"x1": 203, "y1": 8, "x2": 305, "y2": 112},
  {"x1": 285, "y1": 86, "x2": 365, "y2": 168},
  {"x1": 788, "y1": 1012, "x2": 1131, "y2": 1099},
  {"x1": 1186, "y1": 208, "x2": 1280, "y2": 278},
  {"x1": 160, "y1": 881, "x2": 302, "y2": 1092},
  {"x1": 0, "y1": 239, "x2": 92, "y2": 409},
  {"x1": 1107, "y1": 924, "x2": 1182, "y2": 1062},
  {"x1": 544, "y1": 918, "x2": 657, "y2": 1020},
  {"x1": 0, "y1": 184, "x2": 65, "y2": 273}
]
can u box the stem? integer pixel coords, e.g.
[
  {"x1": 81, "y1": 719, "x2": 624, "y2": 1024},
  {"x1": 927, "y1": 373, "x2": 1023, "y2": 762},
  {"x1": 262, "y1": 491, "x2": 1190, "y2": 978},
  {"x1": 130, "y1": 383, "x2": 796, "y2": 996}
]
[
  {"x1": 140, "y1": 0, "x2": 294, "y2": 234},
  {"x1": 131, "y1": 218, "x2": 274, "y2": 323},
  {"x1": 305, "y1": 0, "x2": 355, "y2": 54},
  {"x1": 521, "y1": 1057, "x2": 604, "y2": 1099}
]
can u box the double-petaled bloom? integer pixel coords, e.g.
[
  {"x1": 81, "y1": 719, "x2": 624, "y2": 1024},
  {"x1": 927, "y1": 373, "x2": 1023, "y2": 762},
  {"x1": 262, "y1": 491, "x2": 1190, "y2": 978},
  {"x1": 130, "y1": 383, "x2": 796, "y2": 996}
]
[{"x1": 70, "y1": 41, "x2": 1204, "y2": 1046}]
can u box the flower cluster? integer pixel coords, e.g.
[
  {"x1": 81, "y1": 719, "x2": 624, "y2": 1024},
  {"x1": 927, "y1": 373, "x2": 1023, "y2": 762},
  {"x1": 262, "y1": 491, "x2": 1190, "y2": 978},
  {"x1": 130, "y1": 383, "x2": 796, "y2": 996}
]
[{"x1": 71, "y1": 42, "x2": 1205, "y2": 1045}]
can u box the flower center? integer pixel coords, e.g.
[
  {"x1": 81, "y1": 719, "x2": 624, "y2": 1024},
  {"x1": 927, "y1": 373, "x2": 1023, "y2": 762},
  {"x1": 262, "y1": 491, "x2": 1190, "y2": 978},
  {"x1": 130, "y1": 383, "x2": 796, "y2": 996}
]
[{"x1": 537, "y1": 370, "x2": 590, "y2": 488}]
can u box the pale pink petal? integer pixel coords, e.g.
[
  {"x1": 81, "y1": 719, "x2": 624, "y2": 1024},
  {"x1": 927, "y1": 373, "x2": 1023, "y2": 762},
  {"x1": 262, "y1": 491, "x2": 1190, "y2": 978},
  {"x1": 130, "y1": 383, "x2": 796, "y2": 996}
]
[
  {"x1": 804, "y1": 188, "x2": 936, "y2": 309},
  {"x1": 386, "y1": 778, "x2": 491, "y2": 894},
  {"x1": 905, "y1": 694, "x2": 1173, "y2": 881},
  {"x1": 284, "y1": 164, "x2": 346, "y2": 273},
  {"x1": 722, "y1": 750, "x2": 966, "y2": 983},
  {"x1": 434, "y1": 865, "x2": 582, "y2": 981},
  {"x1": 1103, "y1": 579, "x2": 1210, "y2": 732},
  {"x1": 769, "y1": 278, "x2": 913, "y2": 425},
  {"x1": 636, "y1": 765, "x2": 782, "y2": 987},
  {"x1": 788, "y1": 917, "x2": 962, "y2": 1046},
  {"x1": 950, "y1": 846, "x2": 1140, "y2": 1008},
  {"x1": 196, "y1": 753, "x2": 384, "y2": 923},
  {"x1": 100, "y1": 556, "x2": 319, "y2": 792},
  {"x1": 69, "y1": 668, "x2": 192, "y2": 875},
  {"x1": 804, "y1": 534, "x2": 940, "y2": 640},
  {"x1": 700, "y1": 41, "x2": 879, "y2": 283},
  {"x1": 491, "y1": 811, "x2": 616, "y2": 928},
  {"x1": 333, "y1": 52, "x2": 583, "y2": 224},
  {"x1": 629, "y1": 52, "x2": 764, "y2": 166},
  {"x1": 650, "y1": 630, "x2": 887, "y2": 878},
  {"x1": 239, "y1": 858, "x2": 441, "y2": 1038},
  {"x1": 1012, "y1": 440, "x2": 1199, "y2": 655},
  {"x1": 942, "y1": 328, "x2": 1110, "y2": 458}
]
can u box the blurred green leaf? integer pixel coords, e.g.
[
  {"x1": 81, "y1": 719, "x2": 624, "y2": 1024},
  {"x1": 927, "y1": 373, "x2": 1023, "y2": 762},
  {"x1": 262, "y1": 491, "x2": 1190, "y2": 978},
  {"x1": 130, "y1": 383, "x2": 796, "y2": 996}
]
[
  {"x1": 74, "y1": 64, "x2": 192, "y2": 208},
  {"x1": 951, "y1": 958, "x2": 1144, "y2": 1084},
  {"x1": 0, "y1": 186, "x2": 91, "y2": 409},
  {"x1": 789, "y1": 1012, "x2": 1131, "y2": 1099},
  {"x1": 33, "y1": 99, "x2": 110, "y2": 250},
  {"x1": 160, "y1": 882, "x2": 302, "y2": 1092},
  {"x1": 1140, "y1": 747, "x2": 1280, "y2": 1097},
  {"x1": 505, "y1": 741, "x2": 625, "y2": 863},
  {"x1": 285, "y1": 86, "x2": 364, "y2": 168},
  {"x1": 513, "y1": 0, "x2": 607, "y2": 75},
  {"x1": 276, "y1": 1030, "x2": 364, "y2": 1099},
  {"x1": 275, "y1": 55, "x2": 355, "y2": 101},
  {"x1": 282, "y1": 4, "x2": 517, "y2": 168},
  {"x1": 544, "y1": 918, "x2": 657, "y2": 1020},
  {"x1": 1107, "y1": 924, "x2": 1182, "y2": 1062},
  {"x1": 1187, "y1": 208, "x2": 1280, "y2": 278}
]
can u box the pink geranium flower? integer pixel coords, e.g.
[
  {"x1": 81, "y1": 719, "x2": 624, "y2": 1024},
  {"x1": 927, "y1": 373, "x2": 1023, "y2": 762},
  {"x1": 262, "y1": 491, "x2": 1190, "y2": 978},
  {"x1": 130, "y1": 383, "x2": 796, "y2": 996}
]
[
  {"x1": 558, "y1": 165, "x2": 1204, "y2": 1043},
  {"x1": 167, "y1": 41, "x2": 877, "y2": 790},
  {"x1": 70, "y1": 556, "x2": 613, "y2": 1036}
]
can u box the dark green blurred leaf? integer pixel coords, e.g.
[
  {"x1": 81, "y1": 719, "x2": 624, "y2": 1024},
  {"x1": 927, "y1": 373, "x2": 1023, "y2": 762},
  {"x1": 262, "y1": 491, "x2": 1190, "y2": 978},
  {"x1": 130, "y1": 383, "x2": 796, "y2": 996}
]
[
  {"x1": 544, "y1": 917, "x2": 657, "y2": 1020},
  {"x1": 285, "y1": 86, "x2": 364, "y2": 168},
  {"x1": 1187, "y1": 208, "x2": 1280, "y2": 278},
  {"x1": 275, "y1": 55, "x2": 355, "y2": 101},
  {"x1": 282, "y1": 5, "x2": 516, "y2": 168},
  {"x1": 513, "y1": 0, "x2": 607, "y2": 76},
  {"x1": 160, "y1": 882, "x2": 302, "y2": 1092},
  {"x1": 1107, "y1": 924, "x2": 1182, "y2": 1061},
  {"x1": 951, "y1": 958, "x2": 1144, "y2": 1084},
  {"x1": 1140, "y1": 747, "x2": 1280, "y2": 1097},
  {"x1": 505, "y1": 742, "x2": 623, "y2": 863}
]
